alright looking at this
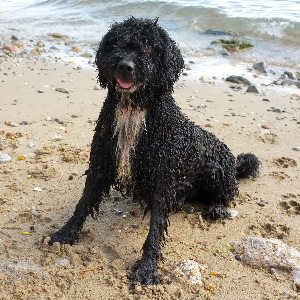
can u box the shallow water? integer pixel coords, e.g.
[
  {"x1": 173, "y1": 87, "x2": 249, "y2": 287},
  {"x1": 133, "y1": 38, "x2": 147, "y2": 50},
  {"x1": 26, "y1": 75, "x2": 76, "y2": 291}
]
[{"x1": 1, "y1": 0, "x2": 300, "y2": 80}]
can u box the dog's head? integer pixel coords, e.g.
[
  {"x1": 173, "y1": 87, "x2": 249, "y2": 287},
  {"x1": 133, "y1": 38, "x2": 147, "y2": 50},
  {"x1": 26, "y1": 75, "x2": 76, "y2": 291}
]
[{"x1": 96, "y1": 17, "x2": 184, "y2": 96}]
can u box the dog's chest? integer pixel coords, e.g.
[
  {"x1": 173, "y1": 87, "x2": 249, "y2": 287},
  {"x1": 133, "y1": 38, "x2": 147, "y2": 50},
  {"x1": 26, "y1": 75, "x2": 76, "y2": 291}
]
[{"x1": 114, "y1": 104, "x2": 146, "y2": 189}]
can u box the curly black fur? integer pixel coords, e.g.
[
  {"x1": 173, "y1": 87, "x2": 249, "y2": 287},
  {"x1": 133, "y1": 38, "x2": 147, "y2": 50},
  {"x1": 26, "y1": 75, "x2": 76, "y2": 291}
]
[
  {"x1": 236, "y1": 153, "x2": 261, "y2": 178},
  {"x1": 47, "y1": 17, "x2": 260, "y2": 287}
]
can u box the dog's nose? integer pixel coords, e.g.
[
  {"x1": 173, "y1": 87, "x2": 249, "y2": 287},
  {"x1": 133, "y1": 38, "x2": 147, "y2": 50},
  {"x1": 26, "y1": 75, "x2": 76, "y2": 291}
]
[{"x1": 117, "y1": 60, "x2": 135, "y2": 74}]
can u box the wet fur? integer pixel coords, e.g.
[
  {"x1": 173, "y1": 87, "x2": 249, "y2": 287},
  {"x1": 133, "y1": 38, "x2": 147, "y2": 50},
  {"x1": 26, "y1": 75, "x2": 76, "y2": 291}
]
[{"x1": 47, "y1": 17, "x2": 260, "y2": 287}]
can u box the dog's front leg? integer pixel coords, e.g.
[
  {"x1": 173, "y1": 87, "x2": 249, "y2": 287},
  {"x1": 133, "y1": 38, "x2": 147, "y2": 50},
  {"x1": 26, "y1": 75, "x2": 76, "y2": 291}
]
[
  {"x1": 129, "y1": 190, "x2": 168, "y2": 287},
  {"x1": 47, "y1": 173, "x2": 105, "y2": 245}
]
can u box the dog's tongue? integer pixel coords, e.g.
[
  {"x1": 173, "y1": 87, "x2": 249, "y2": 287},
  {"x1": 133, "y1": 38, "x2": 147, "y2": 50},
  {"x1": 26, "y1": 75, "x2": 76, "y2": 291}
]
[{"x1": 118, "y1": 79, "x2": 133, "y2": 89}]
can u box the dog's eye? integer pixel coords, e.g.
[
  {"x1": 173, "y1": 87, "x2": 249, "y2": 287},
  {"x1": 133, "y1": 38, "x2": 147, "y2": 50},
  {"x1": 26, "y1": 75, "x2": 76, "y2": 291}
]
[{"x1": 146, "y1": 45, "x2": 153, "y2": 52}]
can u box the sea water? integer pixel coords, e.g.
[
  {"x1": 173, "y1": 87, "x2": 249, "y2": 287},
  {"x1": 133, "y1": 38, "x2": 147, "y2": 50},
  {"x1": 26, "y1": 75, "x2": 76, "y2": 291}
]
[{"x1": 1, "y1": 0, "x2": 300, "y2": 80}]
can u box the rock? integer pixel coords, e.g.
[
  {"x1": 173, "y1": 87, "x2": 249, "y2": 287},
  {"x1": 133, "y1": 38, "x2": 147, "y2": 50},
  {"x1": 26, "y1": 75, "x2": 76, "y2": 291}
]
[
  {"x1": 211, "y1": 39, "x2": 253, "y2": 52},
  {"x1": 36, "y1": 40, "x2": 45, "y2": 47},
  {"x1": 246, "y1": 85, "x2": 259, "y2": 93},
  {"x1": 227, "y1": 209, "x2": 238, "y2": 218},
  {"x1": 174, "y1": 260, "x2": 202, "y2": 284},
  {"x1": 206, "y1": 29, "x2": 233, "y2": 36},
  {"x1": 273, "y1": 108, "x2": 282, "y2": 113},
  {"x1": 11, "y1": 35, "x2": 18, "y2": 41},
  {"x1": 292, "y1": 146, "x2": 300, "y2": 151},
  {"x1": 3, "y1": 45, "x2": 21, "y2": 53},
  {"x1": 80, "y1": 52, "x2": 94, "y2": 58},
  {"x1": 131, "y1": 224, "x2": 140, "y2": 229},
  {"x1": 261, "y1": 124, "x2": 271, "y2": 129},
  {"x1": 38, "y1": 89, "x2": 44, "y2": 93},
  {"x1": 220, "y1": 49, "x2": 229, "y2": 56},
  {"x1": 73, "y1": 45, "x2": 81, "y2": 52},
  {"x1": 185, "y1": 64, "x2": 192, "y2": 70},
  {"x1": 199, "y1": 76, "x2": 209, "y2": 82},
  {"x1": 20, "y1": 121, "x2": 29, "y2": 125},
  {"x1": 284, "y1": 71, "x2": 295, "y2": 79},
  {"x1": 226, "y1": 75, "x2": 251, "y2": 85},
  {"x1": 48, "y1": 33, "x2": 68, "y2": 39},
  {"x1": 182, "y1": 205, "x2": 194, "y2": 214},
  {"x1": 253, "y1": 62, "x2": 267, "y2": 72},
  {"x1": 281, "y1": 80, "x2": 300, "y2": 88},
  {"x1": 263, "y1": 98, "x2": 271, "y2": 102},
  {"x1": 230, "y1": 237, "x2": 300, "y2": 286},
  {"x1": 204, "y1": 124, "x2": 212, "y2": 127},
  {"x1": 259, "y1": 128, "x2": 270, "y2": 135},
  {"x1": 94, "y1": 86, "x2": 101, "y2": 90},
  {"x1": 0, "y1": 154, "x2": 12, "y2": 163},
  {"x1": 31, "y1": 48, "x2": 41, "y2": 55},
  {"x1": 55, "y1": 88, "x2": 69, "y2": 93}
]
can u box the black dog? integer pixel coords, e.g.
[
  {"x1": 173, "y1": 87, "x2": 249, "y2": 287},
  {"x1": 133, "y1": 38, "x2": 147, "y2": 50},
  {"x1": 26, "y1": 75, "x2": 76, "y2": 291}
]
[{"x1": 48, "y1": 17, "x2": 260, "y2": 287}]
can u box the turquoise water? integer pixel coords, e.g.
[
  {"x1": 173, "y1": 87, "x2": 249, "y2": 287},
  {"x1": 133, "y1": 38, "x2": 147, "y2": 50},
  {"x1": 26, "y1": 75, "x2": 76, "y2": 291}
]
[{"x1": 1, "y1": 0, "x2": 300, "y2": 68}]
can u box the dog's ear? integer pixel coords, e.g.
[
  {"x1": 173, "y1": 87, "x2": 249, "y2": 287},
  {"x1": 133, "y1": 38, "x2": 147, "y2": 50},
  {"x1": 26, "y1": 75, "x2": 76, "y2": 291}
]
[
  {"x1": 95, "y1": 40, "x2": 109, "y2": 89},
  {"x1": 153, "y1": 29, "x2": 185, "y2": 93}
]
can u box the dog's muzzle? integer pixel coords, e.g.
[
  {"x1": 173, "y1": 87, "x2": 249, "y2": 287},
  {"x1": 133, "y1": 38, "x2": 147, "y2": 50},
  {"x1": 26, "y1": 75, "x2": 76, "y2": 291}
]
[{"x1": 115, "y1": 59, "x2": 137, "y2": 93}]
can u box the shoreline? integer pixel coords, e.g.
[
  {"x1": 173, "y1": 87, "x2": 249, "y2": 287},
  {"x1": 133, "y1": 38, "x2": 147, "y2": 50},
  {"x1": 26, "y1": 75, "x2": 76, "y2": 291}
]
[{"x1": 0, "y1": 60, "x2": 300, "y2": 299}]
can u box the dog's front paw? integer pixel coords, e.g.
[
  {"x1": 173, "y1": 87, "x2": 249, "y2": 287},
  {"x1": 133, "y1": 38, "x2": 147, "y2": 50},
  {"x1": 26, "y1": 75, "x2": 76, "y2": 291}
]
[
  {"x1": 45, "y1": 226, "x2": 78, "y2": 246},
  {"x1": 203, "y1": 205, "x2": 229, "y2": 220},
  {"x1": 129, "y1": 258, "x2": 161, "y2": 288}
]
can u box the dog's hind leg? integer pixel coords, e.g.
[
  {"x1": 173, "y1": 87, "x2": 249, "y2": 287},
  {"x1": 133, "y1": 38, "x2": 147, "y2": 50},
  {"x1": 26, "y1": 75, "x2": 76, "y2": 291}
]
[
  {"x1": 47, "y1": 172, "x2": 106, "y2": 245},
  {"x1": 129, "y1": 189, "x2": 169, "y2": 287}
]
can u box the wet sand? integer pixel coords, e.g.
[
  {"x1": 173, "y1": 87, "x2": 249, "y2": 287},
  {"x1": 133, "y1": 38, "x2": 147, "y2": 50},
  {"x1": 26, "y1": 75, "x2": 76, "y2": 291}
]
[{"x1": 0, "y1": 60, "x2": 300, "y2": 299}]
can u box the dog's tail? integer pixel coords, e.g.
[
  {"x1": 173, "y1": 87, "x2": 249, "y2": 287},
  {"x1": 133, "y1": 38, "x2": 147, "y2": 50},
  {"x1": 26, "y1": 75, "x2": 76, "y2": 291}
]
[{"x1": 236, "y1": 153, "x2": 261, "y2": 179}]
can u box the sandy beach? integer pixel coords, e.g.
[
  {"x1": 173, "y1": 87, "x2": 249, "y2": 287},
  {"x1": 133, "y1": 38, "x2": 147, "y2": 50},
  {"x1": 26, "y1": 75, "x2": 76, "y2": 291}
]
[{"x1": 0, "y1": 57, "x2": 300, "y2": 300}]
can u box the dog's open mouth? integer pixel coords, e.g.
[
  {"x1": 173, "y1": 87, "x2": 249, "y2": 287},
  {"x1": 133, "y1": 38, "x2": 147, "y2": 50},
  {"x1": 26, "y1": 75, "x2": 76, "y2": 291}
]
[{"x1": 118, "y1": 79, "x2": 133, "y2": 89}]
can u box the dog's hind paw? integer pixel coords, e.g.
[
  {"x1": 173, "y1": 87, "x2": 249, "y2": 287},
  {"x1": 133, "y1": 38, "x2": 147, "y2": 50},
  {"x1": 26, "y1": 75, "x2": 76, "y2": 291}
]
[
  {"x1": 203, "y1": 205, "x2": 229, "y2": 220},
  {"x1": 129, "y1": 258, "x2": 162, "y2": 288}
]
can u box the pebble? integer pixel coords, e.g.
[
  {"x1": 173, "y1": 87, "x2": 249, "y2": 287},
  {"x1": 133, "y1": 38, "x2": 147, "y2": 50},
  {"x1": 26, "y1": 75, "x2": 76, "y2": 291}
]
[
  {"x1": 3, "y1": 45, "x2": 21, "y2": 53},
  {"x1": 31, "y1": 206, "x2": 38, "y2": 215},
  {"x1": 174, "y1": 260, "x2": 202, "y2": 284},
  {"x1": 115, "y1": 209, "x2": 123, "y2": 215},
  {"x1": 73, "y1": 46, "x2": 81, "y2": 52},
  {"x1": 220, "y1": 49, "x2": 229, "y2": 56},
  {"x1": 226, "y1": 75, "x2": 251, "y2": 85},
  {"x1": 33, "y1": 187, "x2": 43, "y2": 192},
  {"x1": 281, "y1": 80, "x2": 300, "y2": 88},
  {"x1": 199, "y1": 76, "x2": 209, "y2": 82},
  {"x1": 273, "y1": 108, "x2": 282, "y2": 113},
  {"x1": 262, "y1": 98, "x2": 270, "y2": 102},
  {"x1": 182, "y1": 206, "x2": 194, "y2": 214},
  {"x1": 53, "y1": 135, "x2": 63, "y2": 141},
  {"x1": 0, "y1": 154, "x2": 12, "y2": 163},
  {"x1": 204, "y1": 124, "x2": 212, "y2": 127},
  {"x1": 53, "y1": 118, "x2": 64, "y2": 124},
  {"x1": 292, "y1": 146, "x2": 300, "y2": 151},
  {"x1": 261, "y1": 124, "x2": 271, "y2": 129},
  {"x1": 55, "y1": 88, "x2": 69, "y2": 93},
  {"x1": 246, "y1": 85, "x2": 259, "y2": 93},
  {"x1": 185, "y1": 64, "x2": 192, "y2": 70},
  {"x1": 36, "y1": 40, "x2": 45, "y2": 47},
  {"x1": 94, "y1": 86, "x2": 101, "y2": 90},
  {"x1": 131, "y1": 224, "x2": 140, "y2": 229},
  {"x1": 38, "y1": 89, "x2": 44, "y2": 93},
  {"x1": 227, "y1": 209, "x2": 238, "y2": 218},
  {"x1": 80, "y1": 52, "x2": 94, "y2": 58},
  {"x1": 259, "y1": 128, "x2": 270, "y2": 135},
  {"x1": 253, "y1": 62, "x2": 267, "y2": 72},
  {"x1": 20, "y1": 121, "x2": 29, "y2": 125},
  {"x1": 258, "y1": 202, "x2": 266, "y2": 207}
]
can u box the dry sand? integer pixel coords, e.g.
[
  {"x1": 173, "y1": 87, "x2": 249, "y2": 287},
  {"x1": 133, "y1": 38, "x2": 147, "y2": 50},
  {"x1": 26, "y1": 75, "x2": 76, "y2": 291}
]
[{"x1": 0, "y1": 60, "x2": 300, "y2": 299}]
